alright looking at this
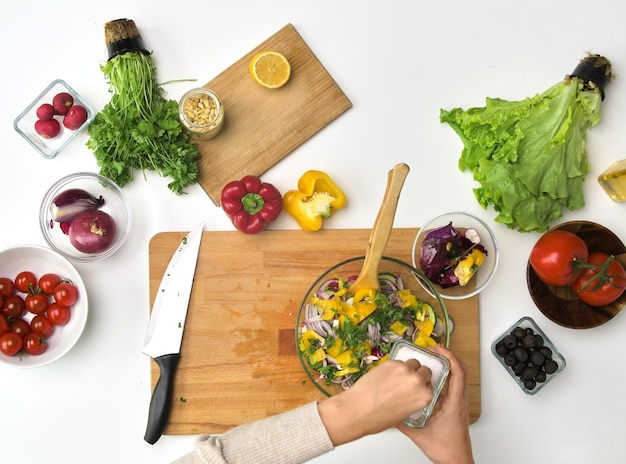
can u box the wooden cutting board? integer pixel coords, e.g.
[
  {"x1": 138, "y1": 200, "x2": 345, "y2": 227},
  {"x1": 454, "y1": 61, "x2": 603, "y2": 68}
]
[
  {"x1": 194, "y1": 24, "x2": 352, "y2": 205},
  {"x1": 148, "y1": 228, "x2": 481, "y2": 435}
]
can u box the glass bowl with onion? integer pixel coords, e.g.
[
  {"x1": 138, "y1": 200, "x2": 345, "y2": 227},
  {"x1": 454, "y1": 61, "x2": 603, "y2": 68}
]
[
  {"x1": 39, "y1": 172, "x2": 131, "y2": 263},
  {"x1": 412, "y1": 211, "x2": 499, "y2": 300},
  {"x1": 295, "y1": 256, "x2": 449, "y2": 400}
]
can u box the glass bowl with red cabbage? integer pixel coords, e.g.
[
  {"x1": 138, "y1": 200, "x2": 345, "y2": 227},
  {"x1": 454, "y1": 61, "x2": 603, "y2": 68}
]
[
  {"x1": 296, "y1": 256, "x2": 449, "y2": 398},
  {"x1": 412, "y1": 212, "x2": 499, "y2": 300}
]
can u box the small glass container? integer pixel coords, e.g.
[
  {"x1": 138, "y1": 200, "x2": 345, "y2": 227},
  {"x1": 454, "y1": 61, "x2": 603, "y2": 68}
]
[
  {"x1": 178, "y1": 88, "x2": 224, "y2": 140},
  {"x1": 491, "y1": 316, "x2": 566, "y2": 395},
  {"x1": 389, "y1": 340, "x2": 450, "y2": 428},
  {"x1": 598, "y1": 159, "x2": 626, "y2": 202}
]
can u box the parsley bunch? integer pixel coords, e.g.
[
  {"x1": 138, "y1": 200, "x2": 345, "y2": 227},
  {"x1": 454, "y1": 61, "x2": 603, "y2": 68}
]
[{"x1": 87, "y1": 52, "x2": 200, "y2": 195}]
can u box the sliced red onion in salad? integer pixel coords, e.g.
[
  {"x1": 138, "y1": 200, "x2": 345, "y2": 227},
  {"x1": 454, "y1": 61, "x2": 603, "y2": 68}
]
[{"x1": 299, "y1": 273, "x2": 444, "y2": 389}]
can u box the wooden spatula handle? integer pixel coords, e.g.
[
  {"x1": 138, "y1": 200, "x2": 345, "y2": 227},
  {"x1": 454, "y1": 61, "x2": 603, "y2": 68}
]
[{"x1": 351, "y1": 163, "x2": 410, "y2": 292}]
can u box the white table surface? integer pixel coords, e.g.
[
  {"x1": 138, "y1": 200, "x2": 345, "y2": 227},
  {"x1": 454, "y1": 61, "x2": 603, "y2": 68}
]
[{"x1": 2, "y1": 1, "x2": 625, "y2": 463}]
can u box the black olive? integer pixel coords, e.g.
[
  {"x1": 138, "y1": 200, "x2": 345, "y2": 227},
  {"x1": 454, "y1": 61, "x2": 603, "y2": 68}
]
[
  {"x1": 539, "y1": 346, "x2": 553, "y2": 359},
  {"x1": 511, "y1": 327, "x2": 526, "y2": 339},
  {"x1": 523, "y1": 366, "x2": 538, "y2": 380},
  {"x1": 513, "y1": 346, "x2": 529, "y2": 362},
  {"x1": 524, "y1": 378, "x2": 537, "y2": 390},
  {"x1": 522, "y1": 334, "x2": 536, "y2": 348},
  {"x1": 512, "y1": 362, "x2": 526, "y2": 375},
  {"x1": 534, "y1": 335, "x2": 544, "y2": 348},
  {"x1": 495, "y1": 341, "x2": 509, "y2": 356},
  {"x1": 525, "y1": 328, "x2": 534, "y2": 336},
  {"x1": 504, "y1": 354, "x2": 517, "y2": 366},
  {"x1": 544, "y1": 360, "x2": 559, "y2": 374},
  {"x1": 530, "y1": 351, "x2": 546, "y2": 367},
  {"x1": 535, "y1": 370, "x2": 547, "y2": 383},
  {"x1": 502, "y1": 334, "x2": 518, "y2": 349}
]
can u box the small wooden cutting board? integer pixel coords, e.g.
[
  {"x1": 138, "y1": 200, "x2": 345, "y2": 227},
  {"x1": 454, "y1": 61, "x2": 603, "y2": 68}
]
[
  {"x1": 148, "y1": 228, "x2": 481, "y2": 435},
  {"x1": 194, "y1": 24, "x2": 352, "y2": 205}
]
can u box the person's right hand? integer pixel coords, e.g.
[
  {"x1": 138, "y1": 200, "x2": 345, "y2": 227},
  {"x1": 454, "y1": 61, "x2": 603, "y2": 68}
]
[
  {"x1": 318, "y1": 357, "x2": 434, "y2": 446},
  {"x1": 398, "y1": 346, "x2": 474, "y2": 464}
]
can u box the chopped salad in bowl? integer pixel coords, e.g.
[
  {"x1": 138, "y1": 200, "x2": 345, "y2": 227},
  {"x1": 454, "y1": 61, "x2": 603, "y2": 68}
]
[{"x1": 296, "y1": 256, "x2": 449, "y2": 396}]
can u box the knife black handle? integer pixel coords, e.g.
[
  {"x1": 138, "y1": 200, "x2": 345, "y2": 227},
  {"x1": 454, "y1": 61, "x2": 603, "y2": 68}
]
[{"x1": 144, "y1": 353, "x2": 180, "y2": 444}]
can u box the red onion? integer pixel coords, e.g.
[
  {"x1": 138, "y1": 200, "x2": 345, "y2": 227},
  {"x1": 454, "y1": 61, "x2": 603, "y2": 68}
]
[
  {"x1": 69, "y1": 210, "x2": 117, "y2": 254},
  {"x1": 51, "y1": 188, "x2": 105, "y2": 222}
]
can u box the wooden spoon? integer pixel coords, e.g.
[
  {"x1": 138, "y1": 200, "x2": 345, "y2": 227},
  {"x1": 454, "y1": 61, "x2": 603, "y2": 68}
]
[{"x1": 349, "y1": 163, "x2": 410, "y2": 293}]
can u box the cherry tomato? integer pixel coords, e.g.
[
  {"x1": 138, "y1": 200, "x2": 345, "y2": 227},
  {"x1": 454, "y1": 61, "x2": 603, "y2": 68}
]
[
  {"x1": 2, "y1": 294, "x2": 26, "y2": 319},
  {"x1": 529, "y1": 230, "x2": 589, "y2": 287},
  {"x1": 23, "y1": 332, "x2": 47, "y2": 356},
  {"x1": 15, "y1": 271, "x2": 37, "y2": 294},
  {"x1": 0, "y1": 332, "x2": 23, "y2": 356},
  {"x1": 0, "y1": 277, "x2": 15, "y2": 297},
  {"x1": 25, "y1": 293, "x2": 49, "y2": 315},
  {"x1": 572, "y1": 252, "x2": 626, "y2": 306},
  {"x1": 30, "y1": 314, "x2": 55, "y2": 338},
  {"x1": 48, "y1": 303, "x2": 71, "y2": 325},
  {"x1": 9, "y1": 318, "x2": 31, "y2": 336},
  {"x1": 53, "y1": 282, "x2": 78, "y2": 307},
  {"x1": 0, "y1": 314, "x2": 9, "y2": 336},
  {"x1": 38, "y1": 273, "x2": 61, "y2": 295}
]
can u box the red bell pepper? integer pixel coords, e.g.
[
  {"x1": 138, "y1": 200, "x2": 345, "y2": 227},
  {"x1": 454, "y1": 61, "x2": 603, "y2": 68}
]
[{"x1": 220, "y1": 175, "x2": 283, "y2": 234}]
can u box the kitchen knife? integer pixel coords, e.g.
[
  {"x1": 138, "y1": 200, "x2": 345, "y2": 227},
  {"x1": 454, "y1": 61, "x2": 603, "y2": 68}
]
[{"x1": 143, "y1": 223, "x2": 204, "y2": 444}]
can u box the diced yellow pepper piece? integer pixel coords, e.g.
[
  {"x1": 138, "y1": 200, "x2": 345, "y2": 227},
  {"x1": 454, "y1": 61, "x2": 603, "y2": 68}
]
[
  {"x1": 397, "y1": 289, "x2": 418, "y2": 308},
  {"x1": 299, "y1": 329, "x2": 323, "y2": 352},
  {"x1": 454, "y1": 249, "x2": 485, "y2": 286},
  {"x1": 335, "y1": 349, "x2": 356, "y2": 367},
  {"x1": 309, "y1": 347, "x2": 327, "y2": 364},
  {"x1": 354, "y1": 288, "x2": 375, "y2": 303},
  {"x1": 326, "y1": 339, "x2": 344, "y2": 358},
  {"x1": 390, "y1": 320, "x2": 409, "y2": 335},
  {"x1": 417, "y1": 318, "x2": 435, "y2": 337}
]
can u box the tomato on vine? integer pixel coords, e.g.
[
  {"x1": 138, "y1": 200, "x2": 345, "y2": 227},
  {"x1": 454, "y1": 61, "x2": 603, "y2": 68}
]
[
  {"x1": 529, "y1": 230, "x2": 589, "y2": 287},
  {"x1": 572, "y1": 252, "x2": 626, "y2": 306}
]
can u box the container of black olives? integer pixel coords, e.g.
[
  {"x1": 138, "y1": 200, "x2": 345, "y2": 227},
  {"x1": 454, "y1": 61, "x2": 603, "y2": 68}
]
[{"x1": 491, "y1": 316, "x2": 566, "y2": 394}]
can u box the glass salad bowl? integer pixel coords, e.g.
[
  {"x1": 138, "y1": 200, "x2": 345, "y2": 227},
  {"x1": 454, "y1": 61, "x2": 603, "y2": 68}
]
[
  {"x1": 412, "y1": 211, "x2": 499, "y2": 299},
  {"x1": 296, "y1": 256, "x2": 449, "y2": 399}
]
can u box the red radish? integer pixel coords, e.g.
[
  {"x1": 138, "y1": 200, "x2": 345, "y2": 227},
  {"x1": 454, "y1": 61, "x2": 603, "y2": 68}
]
[
  {"x1": 36, "y1": 103, "x2": 55, "y2": 121},
  {"x1": 35, "y1": 119, "x2": 61, "y2": 138},
  {"x1": 52, "y1": 92, "x2": 74, "y2": 115},
  {"x1": 63, "y1": 105, "x2": 88, "y2": 130},
  {"x1": 69, "y1": 210, "x2": 117, "y2": 253}
]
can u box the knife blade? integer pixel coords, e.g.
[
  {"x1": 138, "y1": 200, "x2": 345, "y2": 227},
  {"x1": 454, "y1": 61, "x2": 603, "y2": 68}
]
[{"x1": 143, "y1": 223, "x2": 204, "y2": 444}]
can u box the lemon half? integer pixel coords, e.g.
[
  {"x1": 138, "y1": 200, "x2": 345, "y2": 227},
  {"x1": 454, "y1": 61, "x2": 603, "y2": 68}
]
[{"x1": 250, "y1": 51, "x2": 291, "y2": 89}]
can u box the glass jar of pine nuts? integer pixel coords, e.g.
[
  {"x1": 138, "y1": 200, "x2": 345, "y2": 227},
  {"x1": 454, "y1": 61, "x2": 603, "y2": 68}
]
[{"x1": 178, "y1": 88, "x2": 224, "y2": 140}]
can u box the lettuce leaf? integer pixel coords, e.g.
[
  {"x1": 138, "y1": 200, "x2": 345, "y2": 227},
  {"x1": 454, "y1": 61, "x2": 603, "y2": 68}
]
[{"x1": 441, "y1": 77, "x2": 603, "y2": 232}]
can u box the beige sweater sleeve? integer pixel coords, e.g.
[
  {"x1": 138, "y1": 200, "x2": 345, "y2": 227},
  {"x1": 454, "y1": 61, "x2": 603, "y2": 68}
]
[{"x1": 172, "y1": 402, "x2": 334, "y2": 464}]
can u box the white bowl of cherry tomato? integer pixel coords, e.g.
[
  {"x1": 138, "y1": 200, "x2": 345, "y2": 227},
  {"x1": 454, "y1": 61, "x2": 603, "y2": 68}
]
[
  {"x1": 527, "y1": 221, "x2": 626, "y2": 329},
  {"x1": 0, "y1": 244, "x2": 88, "y2": 368}
]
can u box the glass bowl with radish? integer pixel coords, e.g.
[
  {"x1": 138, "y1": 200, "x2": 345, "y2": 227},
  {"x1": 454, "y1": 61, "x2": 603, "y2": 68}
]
[
  {"x1": 296, "y1": 256, "x2": 450, "y2": 398},
  {"x1": 39, "y1": 172, "x2": 131, "y2": 263},
  {"x1": 412, "y1": 211, "x2": 500, "y2": 300}
]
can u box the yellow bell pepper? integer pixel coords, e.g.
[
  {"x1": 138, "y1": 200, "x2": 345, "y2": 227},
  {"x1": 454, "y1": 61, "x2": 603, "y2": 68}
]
[
  {"x1": 283, "y1": 170, "x2": 347, "y2": 231},
  {"x1": 454, "y1": 248, "x2": 486, "y2": 286}
]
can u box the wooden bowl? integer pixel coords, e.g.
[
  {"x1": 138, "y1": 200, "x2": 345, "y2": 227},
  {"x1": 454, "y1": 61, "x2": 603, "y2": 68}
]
[{"x1": 527, "y1": 221, "x2": 626, "y2": 329}]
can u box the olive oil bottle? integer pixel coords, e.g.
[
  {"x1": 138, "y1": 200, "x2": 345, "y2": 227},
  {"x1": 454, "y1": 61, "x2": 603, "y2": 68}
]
[{"x1": 598, "y1": 160, "x2": 626, "y2": 202}]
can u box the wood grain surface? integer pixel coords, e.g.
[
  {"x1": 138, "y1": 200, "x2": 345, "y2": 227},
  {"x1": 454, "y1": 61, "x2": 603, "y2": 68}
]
[
  {"x1": 193, "y1": 24, "x2": 352, "y2": 205},
  {"x1": 148, "y1": 228, "x2": 481, "y2": 435}
]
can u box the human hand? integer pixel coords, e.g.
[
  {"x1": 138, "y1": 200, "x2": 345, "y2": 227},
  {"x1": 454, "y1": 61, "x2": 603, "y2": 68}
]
[
  {"x1": 318, "y1": 357, "x2": 434, "y2": 446},
  {"x1": 398, "y1": 345, "x2": 474, "y2": 464}
]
